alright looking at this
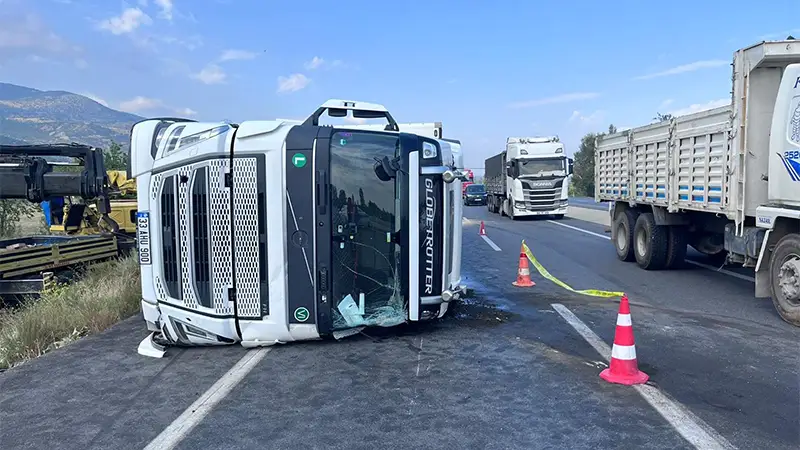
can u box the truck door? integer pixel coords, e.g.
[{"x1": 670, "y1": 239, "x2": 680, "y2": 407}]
[{"x1": 327, "y1": 130, "x2": 411, "y2": 329}]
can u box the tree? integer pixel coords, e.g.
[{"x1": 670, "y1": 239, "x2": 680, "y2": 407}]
[
  {"x1": 571, "y1": 124, "x2": 617, "y2": 197},
  {"x1": 103, "y1": 141, "x2": 128, "y2": 171},
  {"x1": 0, "y1": 200, "x2": 38, "y2": 238},
  {"x1": 653, "y1": 113, "x2": 673, "y2": 123}
]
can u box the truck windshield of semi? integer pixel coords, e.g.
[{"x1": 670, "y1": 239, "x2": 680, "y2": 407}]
[{"x1": 130, "y1": 99, "x2": 468, "y2": 356}]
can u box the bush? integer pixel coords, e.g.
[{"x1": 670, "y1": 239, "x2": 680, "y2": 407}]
[{"x1": 0, "y1": 256, "x2": 141, "y2": 369}]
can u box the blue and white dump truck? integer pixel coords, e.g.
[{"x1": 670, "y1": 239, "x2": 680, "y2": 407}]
[
  {"x1": 129, "y1": 100, "x2": 468, "y2": 356},
  {"x1": 485, "y1": 136, "x2": 574, "y2": 219},
  {"x1": 596, "y1": 40, "x2": 800, "y2": 326}
]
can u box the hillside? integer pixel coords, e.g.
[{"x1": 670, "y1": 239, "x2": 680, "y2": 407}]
[{"x1": 0, "y1": 83, "x2": 143, "y2": 149}]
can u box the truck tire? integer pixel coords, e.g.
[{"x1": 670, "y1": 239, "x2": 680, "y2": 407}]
[
  {"x1": 769, "y1": 233, "x2": 800, "y2": 326},
  {"x1": 613, "y1": 209, "x2": 638, "y2": 262},
  {"x1": 551, "y1": 214, "x2": 565, "y2": 220},
  {"x1": 665, "y1": 226, "x2": 688, "y2": 269},
  {"x1": 633, "y1": 212, "x2": 668, "y2": 270}
]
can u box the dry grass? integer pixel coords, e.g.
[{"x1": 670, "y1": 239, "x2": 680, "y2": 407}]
[{"x1": 0, "y1": 256, "x2": 141, "y2": 370}]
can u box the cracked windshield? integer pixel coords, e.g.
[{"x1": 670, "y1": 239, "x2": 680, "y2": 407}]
[{"x1": 0, "y1": 0, "x2": 797, "y2": 449}]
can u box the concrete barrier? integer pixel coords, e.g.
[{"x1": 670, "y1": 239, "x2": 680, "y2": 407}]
[{"x1": 566, "y1": 206, "x2": 610, "y2": 227}]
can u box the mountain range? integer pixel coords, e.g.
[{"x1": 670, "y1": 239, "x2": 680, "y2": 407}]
[{"x1": 0, "y1": 82, "x2": 143, "y2": 149}]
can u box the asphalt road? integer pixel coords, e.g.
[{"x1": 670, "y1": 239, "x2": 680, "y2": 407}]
[{"x1": 0, "y1": 206, "x2": 797, "y2": 450}]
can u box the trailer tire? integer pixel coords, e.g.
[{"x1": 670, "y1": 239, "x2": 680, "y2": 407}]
[
  {"x1": 552, "y1": 214, "x2": 565, "y2": 220},
  {"x1": 769, "y1": 233, "x2": 800, "y2": 327},
  {"x1": 613, "y1": 209, "x2": 638, "y2": 262},
  {"x1": 633, "y1": 212, "x2": 668, "y2": 270},
  {"x1": 665, "y1": 226, "x2": 688, "y2": 269}
]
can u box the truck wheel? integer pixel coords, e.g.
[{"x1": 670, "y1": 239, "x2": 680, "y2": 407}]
[
  {"x1": 769, "y1": 233, "x2": 800, "y2": 326},
  {"x1": 633, "y1": 212, "x2": 668, "y2": 270},
  {"x1": 665, "y1": 226, "x2": 688, "y2": 269},
  {"x1": 613, "y1": 209, "x2": 638, "y2": 262},
  {"x1": 551, "y1": 214, "x2": 565, "y2": 220}
]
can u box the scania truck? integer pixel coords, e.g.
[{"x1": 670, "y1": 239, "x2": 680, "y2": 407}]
[
  {"x1": 596, "y1": 40, "x2": 800, "y2": 326},
  {"x1": 485, "y1": 136, "x2": 574, "y2": 219},
  {"x1": 129, "y1": 99, "x2": 468, "y2": 356}
]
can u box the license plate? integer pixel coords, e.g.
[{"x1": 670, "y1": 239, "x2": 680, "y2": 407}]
[{"x1": 137, "y1": 211, "x2": 152, "y2": 265}]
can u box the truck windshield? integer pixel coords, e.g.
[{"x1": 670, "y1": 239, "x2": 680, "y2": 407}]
[
  {"x1": 518, "y1": 158, "x2": 565, "y2": 177},
  {"x1": 329, "y1": 131, "x2": 406, "y2": 330}
]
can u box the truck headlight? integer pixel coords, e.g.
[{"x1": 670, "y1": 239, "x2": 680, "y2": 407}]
[{"x1": 422, "y1": 142, "x2": 437, "y2": 159}]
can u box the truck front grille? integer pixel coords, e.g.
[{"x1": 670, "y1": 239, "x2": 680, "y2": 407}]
[
  {"x1": 160, "y1": 176, "x2": 180, "y2": 298},
  {"x1": 520, "y1": 188, "x2": 560, "y2": 210},
  {"x1": 191, "y1": 167, "x2": 212, "y2": 308}
]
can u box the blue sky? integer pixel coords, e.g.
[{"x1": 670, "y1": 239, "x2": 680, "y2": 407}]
[{"x1": 0, "y1": 0, "x2": 798, "y2": 173}]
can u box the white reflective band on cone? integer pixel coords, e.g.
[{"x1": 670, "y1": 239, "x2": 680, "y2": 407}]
[
  {"x1": 616, "y1": 313, "x2": 632, "y2": 326},
  {"x1": 610, "y1": 344, "x2": 637, "y2": 360}
]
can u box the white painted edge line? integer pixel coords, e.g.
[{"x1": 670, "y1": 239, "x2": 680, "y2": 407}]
[
  {"x1": 143, "y1": 348, "x2": 271, "y2": 450},
  {"x1": 481, "y1": 234, "x2": 502, "y2": 252},
  {"x1": 545, "y1": 220, "x2": 755, "y2": 283},
  {"x1": 551, "y1": 303, "x2": 736, "y2": 450}
]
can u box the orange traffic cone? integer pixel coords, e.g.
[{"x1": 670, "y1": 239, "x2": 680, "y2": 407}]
[
  {"x1": 479, "y1": 221, "x2": 487, "y2": 236},
  {"x1": 512, "y1": 244, "x2": 535, "y2": 287},
  {"x1": 599, "y1": 294, "x2": 649, "y2": 385}
]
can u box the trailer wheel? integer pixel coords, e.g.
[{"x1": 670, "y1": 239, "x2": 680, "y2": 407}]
[
  {"x1": 665, "y1": 226, "x2": 688, "y2": 269},
  {"x1": 633, "y1": 212, "x2": 668, "y2": 270},
  {"x1": 769, "y1": 233, "x2": 800, "y2": 326},
  {"x1": 613, "y1": 209, "x2": 638, "y2": 262}
]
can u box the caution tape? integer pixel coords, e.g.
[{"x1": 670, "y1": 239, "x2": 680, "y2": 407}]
[{"x1": 521, "y1": 240, "x2": 624, "y2": 298}]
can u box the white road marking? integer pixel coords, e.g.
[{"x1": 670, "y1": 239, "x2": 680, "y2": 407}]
[
  {"x1": 481, "y1": 234, "x2": 502, "y2": 251},
  {"x1": 551, "y1": 304, "x2": 736, "y2": 450},
  {"x1": 143, "y1": 348, "x2": 271, "y2": 450},
  {"x1": 546, "y1": 219, "x2": 755, "y2": 283}
]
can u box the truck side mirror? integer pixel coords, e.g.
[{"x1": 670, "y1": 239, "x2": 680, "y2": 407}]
[
  {"x1": 568, "y1": 158, "x2": 574, "y2": 175},
  {"x1": 505, "y1": 162, "x2": 513, "y2": 177}
]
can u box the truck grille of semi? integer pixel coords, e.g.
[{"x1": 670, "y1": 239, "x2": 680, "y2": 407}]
[
  {"x1": 152, "y1": 158, "x2": 266, "y2": 318},
  {"x1": 520, "y1": 188, "x2": 560, "y2": 210}
]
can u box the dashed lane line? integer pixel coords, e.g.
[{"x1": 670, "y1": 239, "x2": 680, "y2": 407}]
[
  {"x1": 546, "y1": 220, "x2": 755, "y2": 283},
  {"x1": 551, "y1": 303, "x2": 736, "y2": 450},
  {"x1": 481, "y1": 235, "x2": 502, "y2": 251}
]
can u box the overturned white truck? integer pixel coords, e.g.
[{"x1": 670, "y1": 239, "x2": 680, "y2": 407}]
[
  {"x1": 129, "y1": 100, "x2": 468, "y2": 355},
  {"x1": 596, "y1": 40, "x2": 800, "y2": 326}
]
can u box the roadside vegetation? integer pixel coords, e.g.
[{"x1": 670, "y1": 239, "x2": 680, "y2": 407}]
[{"x1": 0, "y1": 256, "x2": 141, "y2": 370}]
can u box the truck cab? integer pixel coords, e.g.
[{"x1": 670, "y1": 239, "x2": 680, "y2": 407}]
[
  {"x1": 497, "y1": 137, "x2": 573, "y2": 219},
  {"x1": 130, "y1": 99, "x2": 467, "y2": 355}
]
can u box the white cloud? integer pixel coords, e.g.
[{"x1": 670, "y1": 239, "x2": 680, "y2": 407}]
[
  {"x1": 175, "y1": 107, "x2": 197, "y2": 116},
  {"x1": 569, "y1": 110, "x2": 605, "y2": 125},
  {"x1": 633, "y1": 59, "x2": 729, "y2": 80},
  {"x1": 191, "y1": 64, "x2": 227, "y2": 84},
  {"x1": 0, "y1": 13, "x2": 77, "y2": 55},
  {"x1": 344, "y1": 116, "x2": 367, "y2": 124},
  {"x1": 154, "y1": 0, "x2": 173, "y2": 21},
  {"x1": 73, "y1": 58, "x2": 88, "y2": 69},
  {"x1": 98, "y1": 8, "x2": 152, "y2": 35},
  {"x1": 657, "y1": 99, "x2": 674, "y2": 110},
  {"x1": 219, "y1": 49, "x2": 257, "y2": 61},
  {"x1": 304, "y1": 56, "x2": 345, "y2": 70},
  {"x1": 119, "y1": 96, "x2": 163, "y2": 113},
  {"x1": 81, "y1": 93, "x2": 108, "y2": 107},
  {"x1": 304, "y1": 56, "x2": 324, "y2": 70},
  {"x1": 508, "y1": 92, "x2": 601, "y2": 109},
  {"x1": 277, "y1": 73, "x2": 310, "y2": 93},
  {"x1": 668, "y1": 98, "x2": 729, "y2": 116}
]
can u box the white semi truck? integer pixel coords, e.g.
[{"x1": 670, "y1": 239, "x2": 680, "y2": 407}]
[
  {"x1": 129, "y1": 99, "x2": 468, "y2": 355},
  {"x1": 596, "y1": 40, "x2": 800, "y2": 326},
  {"x1": 485, "y1": 136, "x2": 574, "y2": 219}
]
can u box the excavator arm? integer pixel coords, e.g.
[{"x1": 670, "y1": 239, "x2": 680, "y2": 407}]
[{"x1": 0, "y1": 143, "x2": 117, "y2": 230}]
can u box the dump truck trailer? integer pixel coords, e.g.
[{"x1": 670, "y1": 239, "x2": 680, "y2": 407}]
[
  {"x1": 130, "y1": 99, "x2": 468, "y2": 354},
  {"x1": 596, "y1": 40, "x2": 800, "y2": 326}
]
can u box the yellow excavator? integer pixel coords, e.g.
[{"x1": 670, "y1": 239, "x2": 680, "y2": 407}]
[{"x1": 47, "y1": 170, "x2": 138, "y2": 236}]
